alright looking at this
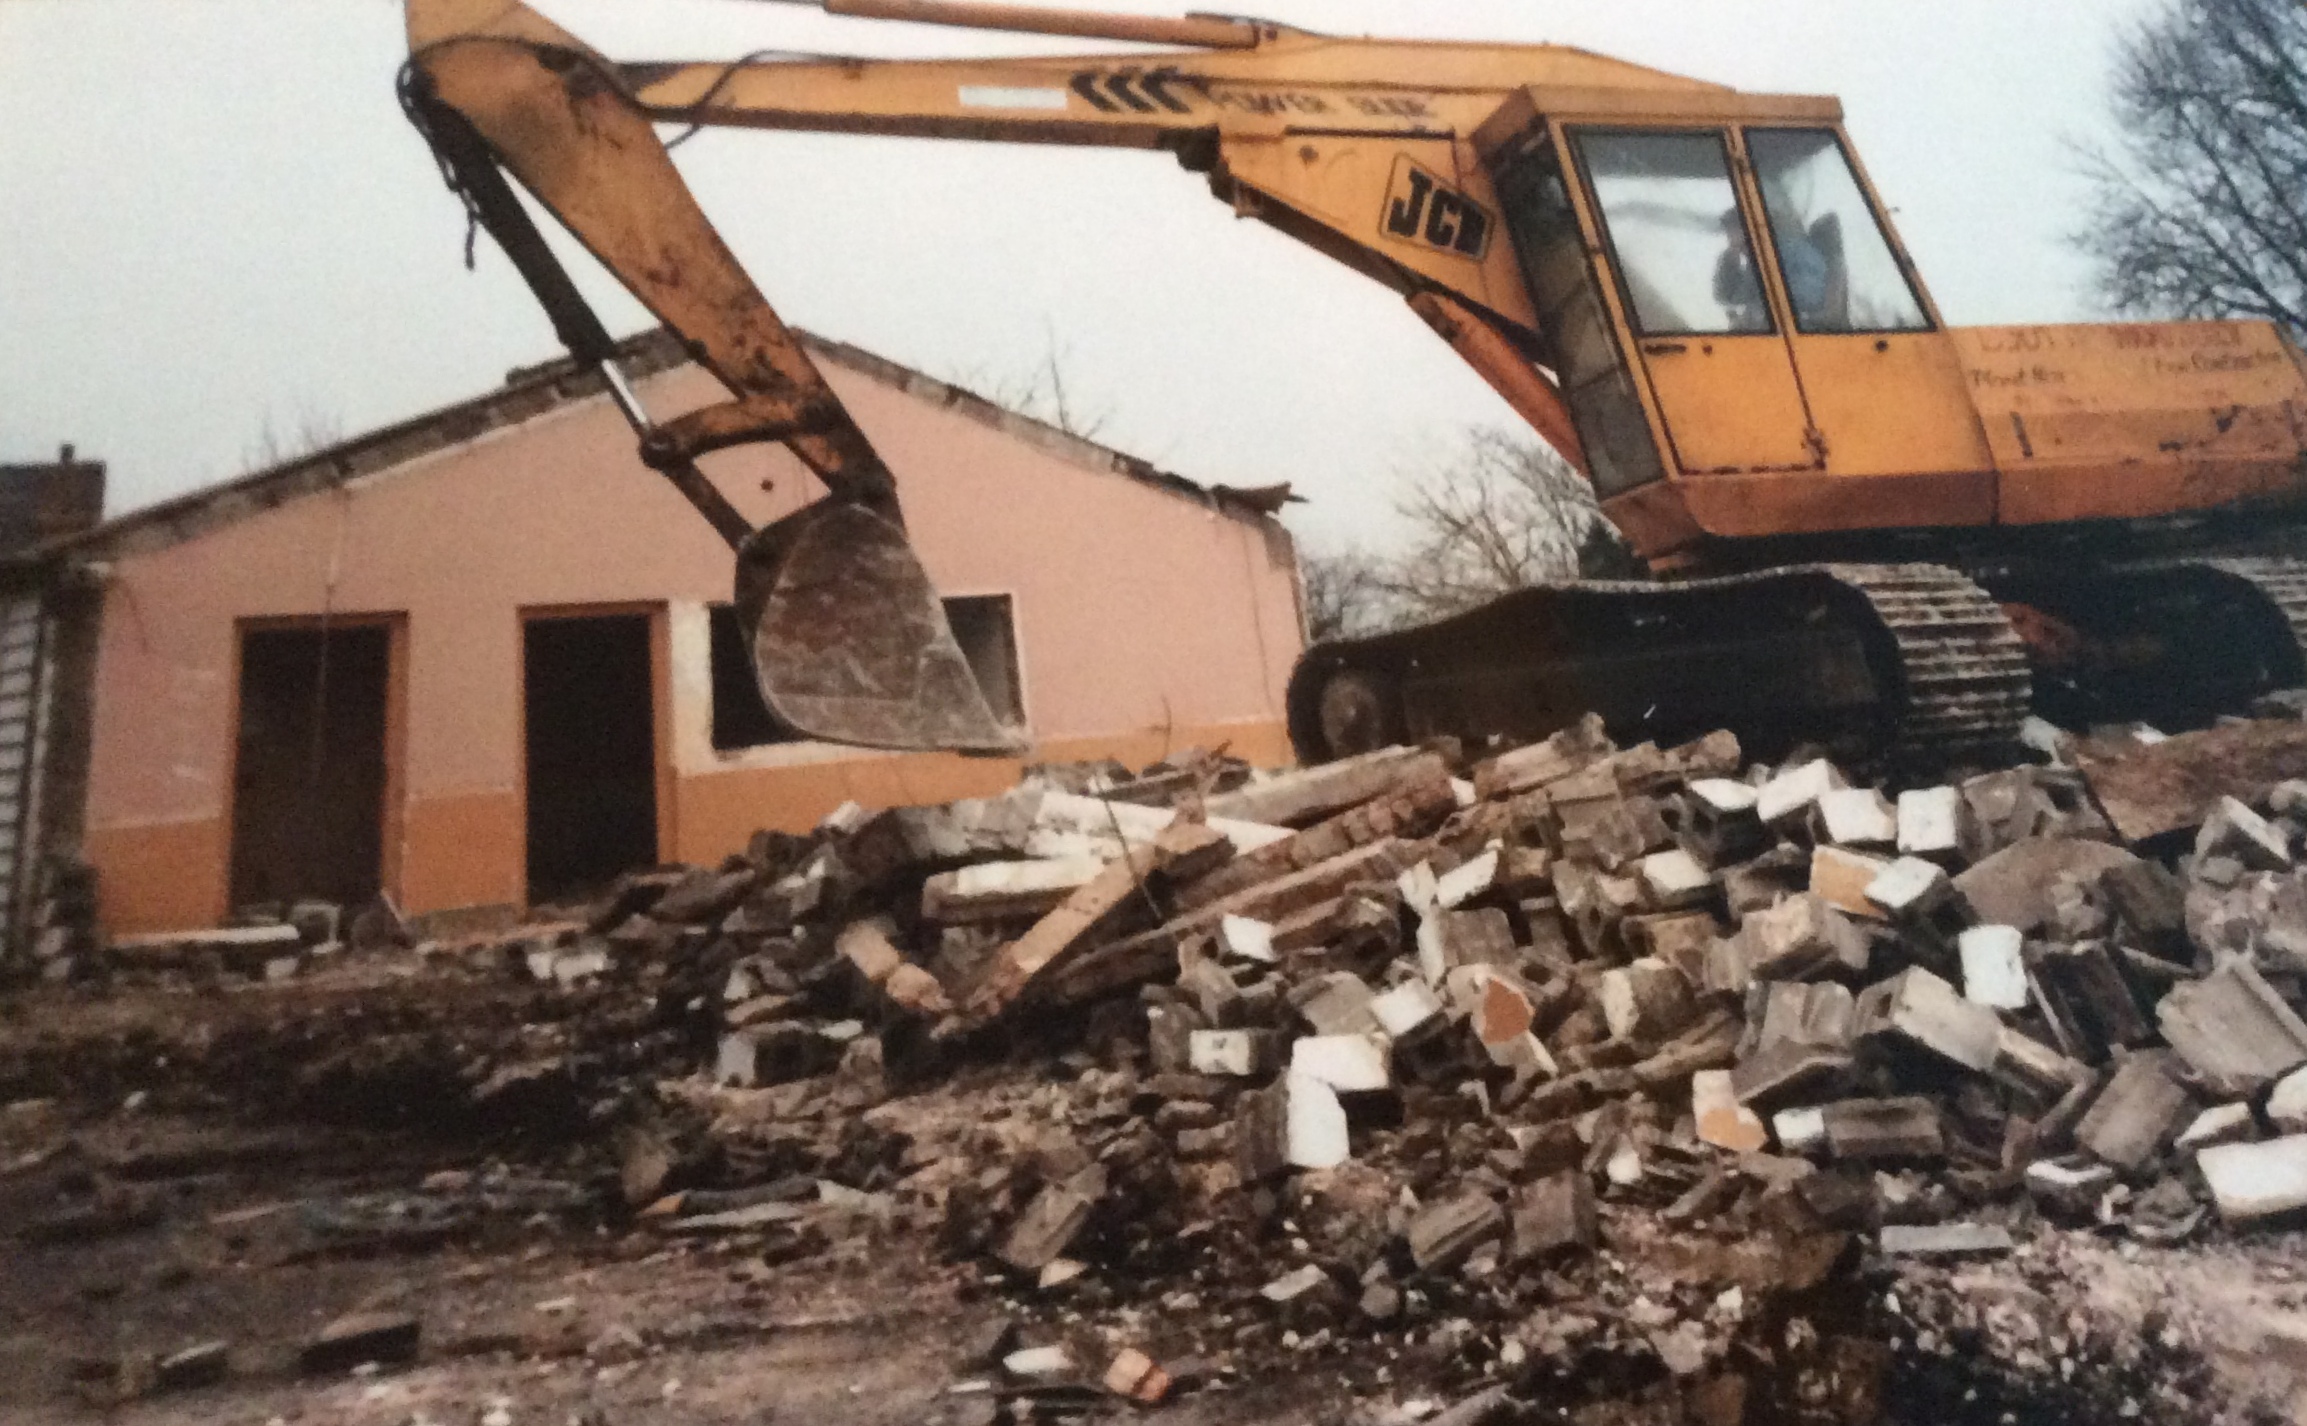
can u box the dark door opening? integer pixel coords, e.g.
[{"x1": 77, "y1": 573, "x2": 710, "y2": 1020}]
[
  {"x1": 524, "y1": 613, "x2": 658, "y2": 902},
  {"x1": 228, "y1": 624, "x2": 392, "y2": 912}
]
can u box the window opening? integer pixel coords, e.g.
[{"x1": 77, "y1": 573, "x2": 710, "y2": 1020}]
[
  {"x1": 1745, "y1": 128, "x2": 1931, "y2": 334},
  {"x1": 943, "y1": 595, "x2": 1025, "y2": 729},
  {"x1": 1573, "y1": 130, "x2": 1772, "y2": 337}
]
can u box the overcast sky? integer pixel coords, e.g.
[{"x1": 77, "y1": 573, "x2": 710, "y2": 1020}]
[{"x1": 1, "y1": 0, "x2": 2160, "y2": 550}]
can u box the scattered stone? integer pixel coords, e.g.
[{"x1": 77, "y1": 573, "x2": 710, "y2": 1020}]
[
  {"x1": 1407, "y1": 1192, "x2": 1506, "y2": 1272},
  {"x1": 2075, "y1": 1054, "x2": 2196, "y2": 1171},
  {"x1": 1879, "y1": 1223, "x2": 2012, "y2": 1257},
  {"x1": 1510, "y1": 1171, "x2": 1597, "y2": 1261},
  {"x1": 1103, "y1": 1348, "x2": 1171, "y2": 1404},
  {"x1": 300, "y1": 1313, "x2": 421, "y2": 1376}
]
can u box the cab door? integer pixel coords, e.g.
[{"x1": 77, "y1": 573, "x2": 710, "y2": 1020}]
[
  {"x1": 1569, "y1": 127, "x2": 1821, "y2": 474},
  {"x1": 1739, "y1": 126, "x2": 1993, "y2": 495}
]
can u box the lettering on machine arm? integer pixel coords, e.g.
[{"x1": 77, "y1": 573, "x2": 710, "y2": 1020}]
[
  {"x1": 959, "y1": 86, "x2": 1071, "y2": 110},
  {"x1": 1381, "y1": 156, "x2": 1493, "y2": 260}
]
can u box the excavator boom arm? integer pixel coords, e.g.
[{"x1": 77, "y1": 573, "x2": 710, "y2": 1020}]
[{"x1": 400, "y1": 0, "x2": 1659, "y2": 750}]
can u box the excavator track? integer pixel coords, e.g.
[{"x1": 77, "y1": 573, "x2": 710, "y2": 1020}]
[
  {"x1": 2201, "y1": 557, "x2": 2307, "y2": 661},
  {"x1": 1288, "y1": 562, "x2": 2031, "y2": 769},
  {"x1": 1822, "y1": 564, "x2": 2033, "y2": 765}
]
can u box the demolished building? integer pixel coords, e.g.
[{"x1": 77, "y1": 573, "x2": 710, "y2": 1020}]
[{"x1": 15, "y1": 331, "x2": 1303, "y2": 945}]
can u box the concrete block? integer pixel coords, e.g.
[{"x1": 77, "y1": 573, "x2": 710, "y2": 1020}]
[
  {"x1": 1436, "y1": 849, "x2": 1500, "y2": 910},
  {"x1": 2075, "y1": 1053, "x2": 2195, "y2": 1171},
  {"x1": 2025, "y1": 1158, "x2": 2118, "y2": 1216},
  {"x1": 1773, "y1": 1106, "x2": 1828, "y2": 1156},
  {"x1": 1290, "y1": 1033, "x2": 1391, "y2": 1093},
  {"x1": 921, "y1": 857, "x2": 1104, "y2": 924},
  {"x1": 2198, "y1": 1135, "x2": 2307, "y2": 1225},
  {"x1": 1600, "y1": 958, "x2": 1699, "y2": 1044},
  {"x1": 1856, "y1": 967, "x2": 2001, "y2": 1073},
  {"x1": 1370, "y1": 977, "x2": 1444, "y2": 1041},
  {"x1": 1866, "y1": 856, "x2": 1953, "y2": 919},
  {"x1": 1188, "y1": 1029, "x2": 1278, "y2": 1078},
  {"x1": 1756, "y1": 758, "x2": 1845, "y2": 828},
  {"x1": 1236, "y1": 1072, "x2": 1349, "y2": 1179},
  {"x1": 1957, "y1": 925, "x2": 2029, "y2": 1010},
  {"x1": 1740, "y1": 893, "x2": 1869, "y2": 982},
  {"x1": 1638, "y1": 848, "x2": 1713, "y2": 911},
  {"x1": 2269, "y1": 1064, "x2": 2307, "y2": 1134},
  {"x1": 1816, "y1": 788, "x2": 1897, "y2": 848},
  {"x1": 999, "y1": 1184, "x2": 1097, "y2": 1271},
  {"x1": 1880, "y1": 1223, "x2": 2012, "y2": 1257},
  {"x1": 1820, "y1": 1096, "x2": 1944, "y2": 1161},
  {"x1": 1292, "y1": 971, "x2": 1380, "y2": 1037},
  {"x1": 2159, "y1": 959, "x2": 2307, "y2": 1097},
  {"x1": 1897, "y1": 787, "x2": 1962, "y2": 862}
]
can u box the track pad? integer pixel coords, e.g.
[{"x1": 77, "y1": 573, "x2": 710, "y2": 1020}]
[{"x1": 736, "y1": 500, "x2": 1021, "y2": 754}]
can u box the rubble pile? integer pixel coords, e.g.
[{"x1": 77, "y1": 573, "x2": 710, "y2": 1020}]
[{"x1": 41, "y1": 713, "x2": 2307, "y2": 1419}]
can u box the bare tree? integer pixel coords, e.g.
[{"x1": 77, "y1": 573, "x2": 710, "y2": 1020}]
[
  {"x1": 1373, "y1": 428, "x2": 1634, "y2": 623},
  {"x1": 943, "y1": 324, "x2": 1114, "y2": 440},
  {"x1": 2080, "y1": 0, "x2": 2307, "y2": 339},
  {"x1": 1298, "y1": 547, "x2": 1397, "y2": 642}
]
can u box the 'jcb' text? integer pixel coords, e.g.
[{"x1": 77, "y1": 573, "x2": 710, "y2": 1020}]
[{"x1": 1381, "y1": 156, "x2": 1492, "y2": 260}]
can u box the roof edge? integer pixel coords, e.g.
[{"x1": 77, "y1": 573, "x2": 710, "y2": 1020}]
[{"x1": 53, "y1": 328, "x2": 1287, "y2": 564}]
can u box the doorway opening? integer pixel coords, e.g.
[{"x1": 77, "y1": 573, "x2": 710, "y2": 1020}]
[
  {"x1": 523, "y1": 612, "x2": 659, "y2": 903},
  {"x1": 228, "y1": 623, "x2": 393, "y2": 912}
]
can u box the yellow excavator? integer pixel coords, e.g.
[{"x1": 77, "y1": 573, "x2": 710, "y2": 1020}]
[{"x1": 401, "y1": 0, "x2": 2307, "y2": 766}]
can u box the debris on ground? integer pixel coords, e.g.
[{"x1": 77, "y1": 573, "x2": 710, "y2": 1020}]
[{"x1": 26, "y1": 715, "x2": 2307, "y2": 1420}]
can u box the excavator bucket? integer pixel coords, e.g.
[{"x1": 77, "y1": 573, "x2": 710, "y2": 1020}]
[{"x1": 735, "y1": 499, "x2": 1022, "y2": 754}]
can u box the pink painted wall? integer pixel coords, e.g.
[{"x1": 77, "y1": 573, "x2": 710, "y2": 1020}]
[{"x1": 80, "y1": 355, "x2": 1304, "y2": 933}]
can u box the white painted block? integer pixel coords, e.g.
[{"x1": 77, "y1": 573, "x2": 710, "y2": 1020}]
[
  {"x1": 1817, "y1": 788, "x2": 1897, "y2": 847},
  {"x1": 1436, "y1": 848, "x2": 1500, "y2": 909},
  {"x1": 1896, "y1": 787, "x2": 1961, "y2": 860},
  {"x1": 1290, "y1": 1033, "x2": 1391, "y2": 1093},
  {"x1": 1958, "y1": 925, "x2": 2029, "y2": 1010},
  {"x1": 1283, "y1": 1072, "x2": 1350, "y2": 1170},
  {"x1": 1370, "y1": 978, "x2": 1444, "y2": 1040},
  {"x1": 1218, "y1": 914, "x2": 1277, "y2": 964},
  {"x1": 2198, "y1": 1135, "x2": 2307, "y2": 1224},
  {"x1": 1756, "y1": 759, "x2": 1843, "y2": 826}
]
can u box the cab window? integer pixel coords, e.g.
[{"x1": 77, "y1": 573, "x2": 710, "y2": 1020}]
[
  {"x1": 1572, "y1": 130, "x2": 1772, "y2": 338},
  {"x1": 1745, "y1": 128, "x2": 1931, "y2": 334}
]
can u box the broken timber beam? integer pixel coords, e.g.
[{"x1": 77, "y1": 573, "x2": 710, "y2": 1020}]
[
  {"x1": 1043, "y1": 838, "x2": 1425, "y2": 1009},
  {"x1": 958, "y1": 822, "x2": 1231, "y2": 1023}
]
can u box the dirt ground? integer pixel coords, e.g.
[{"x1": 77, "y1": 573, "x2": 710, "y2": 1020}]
[{"x1": 7, "y1": 965, "x2": 2307, "y2": 1426}]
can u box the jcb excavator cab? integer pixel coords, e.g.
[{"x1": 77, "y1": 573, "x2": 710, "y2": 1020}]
[
  {"x1": 1472, "y1": 93, "x2": 2307, "y2": 573},
  {"x1": 1474, "y1": 99, "x2": 1991, "y2": 564}
]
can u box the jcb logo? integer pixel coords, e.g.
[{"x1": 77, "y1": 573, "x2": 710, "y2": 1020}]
[{"x1": 1382, "y1": 156, "x2": 1493, "y2": 260}]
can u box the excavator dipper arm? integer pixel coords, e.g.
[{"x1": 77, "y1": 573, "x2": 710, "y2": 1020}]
[{"x1": 406, "y1": 0, "x2": 1019, "y2": 753}]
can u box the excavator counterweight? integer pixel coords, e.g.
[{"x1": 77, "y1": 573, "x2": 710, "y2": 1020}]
[{"x1": 402, "y1": 0, "x2": 2307, "y2": 768}]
